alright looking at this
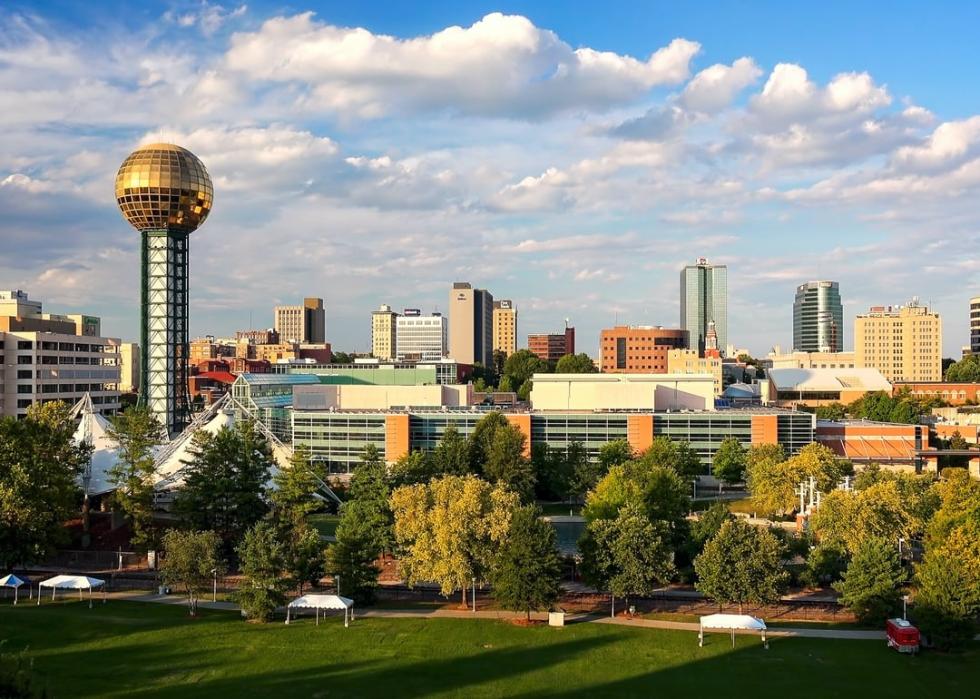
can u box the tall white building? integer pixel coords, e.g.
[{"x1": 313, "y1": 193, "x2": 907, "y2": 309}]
[
  {"x1": 680, "y1": 258, "x2": 728, "y2": 356},
  {"x1": 396, "y1": 311, "x2": 447, "y2": 362},
  {"x1": 274, "y1": 297, "x2": 325, "y2": 344}
]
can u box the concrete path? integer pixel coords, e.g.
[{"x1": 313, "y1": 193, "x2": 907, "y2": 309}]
[{"x1": 105, "y1": 591, "x2": 885, "y2": 640}]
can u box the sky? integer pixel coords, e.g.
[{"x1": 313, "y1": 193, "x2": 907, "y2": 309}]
[{"x1": 2, "y1": 1, "x2": 980, "y2": 358}]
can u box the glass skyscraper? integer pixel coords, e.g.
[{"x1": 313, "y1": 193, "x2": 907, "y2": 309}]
[
  {"x1": 680, "y1": 258, "x2": 728, "y2": 356},
  {"x1": 793, "y1": 281, "x2": 843, "y2": 352}
]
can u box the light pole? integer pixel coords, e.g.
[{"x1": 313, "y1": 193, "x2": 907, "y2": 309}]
[
  {"x1": 211, "y1": 569, "x2": 217, "y2": 602},
  {"x1": 692, "y1": 477, "x2": 698, "y2": 501},
  {"x1": 336, "y1": 574, "x2": 341, "y2": 596},
  {"x1": 898, "y1": 537, "x2": 905, "y2": 561},
  {"x1": 472, "y1": 577, "x2": 477, "y2": 613},
  {"x1": 902, "y1": 594, "x2": 910, "y2": 621}
]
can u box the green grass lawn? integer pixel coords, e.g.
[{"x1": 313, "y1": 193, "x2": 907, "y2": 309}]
[
  {"x1": 1, "y1": 600, "x2": 978, "y2": 698},
  {"x1": 307, "y1": 513, "x2": 340, "y2": 538}
]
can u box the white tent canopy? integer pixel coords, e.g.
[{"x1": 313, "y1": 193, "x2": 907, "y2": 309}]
[
  {"x1": 286, "y1": 594, "x2": 354, "y2": 627},
  {"x1": 699, "y1": 614, "x2": 768, "y2": 648},
  {"x1": 38, "y1": 575, "x2": 106, "y2": 608},
  {"x1": 0, "y1": 574, "x2": 26, "y2": 604},
  {"x1": 72, "y1": 395, "x2": 122, "y2": 496}
]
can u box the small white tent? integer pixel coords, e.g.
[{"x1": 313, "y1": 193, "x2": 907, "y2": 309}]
[
  {"x1": 699, "y1": 614, "x2": 768, "y2": 648},
  {"x1": 0, "y1": 574, "x2": 26, "y2": 604},
  {"x1": 286, "y1": 594, "x2": 354, "y2": 627},
  {"x1": 38, "y1": 575, "x2": 106, "y2": 608}
]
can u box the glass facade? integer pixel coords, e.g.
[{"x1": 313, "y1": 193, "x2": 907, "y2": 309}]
[
  {"x1": 285, "y1": 407, "x2": 815, "y2": 476},
  {"x1": 680, "y1": 260, "x2": 728, "y2": 356},
  {"x1": 293, "y1": 412, "x2": 387, "y2": 474},
  {"x1": 793, "y1": 281, "x2": 843, "y2": 352}
]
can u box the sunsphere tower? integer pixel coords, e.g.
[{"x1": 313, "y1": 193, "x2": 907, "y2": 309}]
[{"x1": 115, "y1": 144, "x2": 213, "y2": 437}]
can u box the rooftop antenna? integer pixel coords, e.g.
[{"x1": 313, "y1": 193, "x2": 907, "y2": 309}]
[{"x1": 565, "y1": 317, "x2": 570, "y2": 329}]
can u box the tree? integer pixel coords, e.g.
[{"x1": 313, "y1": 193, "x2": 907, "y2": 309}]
[
  {"x1": 689, "y1": 501, "x2": 732, "y2": 554},
  {"x1": 331, "y1": 351, "x2": 355, "y2": 364},
  {"x1": 810, "y1": 481, "x2": 916, "y2": 555},
  {"x1": 815, "y1": 402, "x2": 846, "y2": 421},
  {"x1": 925, "y1": 468, "x2": 980, "y2": 549},
  {"x1": 712, "y1": 437, "x2": 747, "y2": 488},
  {"x1": 833, "y1": 537, "x2": 904, "y2": 624},
  {"x1": 580, "y1": 504, "x2": 676, "y2": 614},
  {"x1": 285, "y1": 524, "x2": 325, "y2": 595},
  {"x1": 0, "y1": 402, "x2": 90, "y2": 568},
  {"x1": 945, "y1": 354, "x2": 980, "y2": 382},
  {"x1": 583, "y1": 462, "x2": 690, "y2": 551},
  {"x1": 502, "y1": 349, "x2": 548, "y2": 389},
  {"x1": 389, "y1": 451, "x2": 436, "y2": 487},
  {"x1": 325, "y1": 515, "x2": 381, "y2": 605},
  {"x1": 159, "y1": 529, "x2": 225, "y2": 615},
  {"x1": 269, "y1": 445, "x2": 327, "y2": 528},
  {"x1": 801, "y1": 543, "x2": 848, "y2": 588},
  {"x1": 598, "y1": 440, "x2": 634, "y2": 472},
  {"x1": 468, "y1": 412, "x2": 509, "y2": 474},
  {"x1": 106, "y1": 405, "x2": 165, "y2": 550},
  {"x1": 483, "y1": 424, "x2": 536, "y2": 501},
  {"x1": 490, "y1": 505, "x2": 563, "y2": 620},
  {"x1": 555, "y1": 353, "x2": 597, "y2": 373},
  {"x1": 914, "y1": 522, "x2": 980, "y2": 649},
  {"x1": 174, "y1": 422, "x2": 273, "y2": 553},
  {"x1": 747, "y1": 443, "x2": 851, "y2": 517},
  {"x1": 694, "y1": 520, "x2": 789, "y2": 613},
  {"x1": 533, "y1": 444, "x2": 575, "y2": 502},
  {"x1": 431, "y1": 424, "x2": 470, "y2": 477},
  {"x1": 517, "y1": 379, "x2": 534, "y2": 402},
  {"x1": 491, "y1": 349, "x2": 508, "y2": 377},
  {"x1": 637, "y1": 437, "x2": 703, "y2": 479},
  {"x1": 344, "y1": 446, "x2": 393, "y2": 557},
  {"x1": 390, "y1": 475, "x2": 519, "y2": 605},
  {"x1": 236, "y1": 521, "x2": 288, "y2": 622}
]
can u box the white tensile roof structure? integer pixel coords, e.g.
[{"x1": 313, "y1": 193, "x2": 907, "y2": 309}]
[
  {"x1": 698, "y1": 614, "x2": 768, "y2": 648},
  {"x1": 767, "y1": 367, "x2": 892, "y2": 393},
  {"x1": 286, "y1": 594, "x2": 354, "y2": 627},
  {"x1": 71, "y1": 392, "x2": 338, "y2": 504},
  {"x1": 72, "y1": 394, "x2": 122, "y2": 496}
]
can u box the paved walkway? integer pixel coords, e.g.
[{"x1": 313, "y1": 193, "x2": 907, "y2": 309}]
[{"x1": 106, "y1": 591, "x2": 885, "y2": 640}]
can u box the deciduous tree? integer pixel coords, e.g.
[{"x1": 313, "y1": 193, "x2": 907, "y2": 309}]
[
  {"x1": 490, "y1": 505, "x2": 563, "y2": 620},
  {"x1": 0, "y1": 403, "x2": 90, "y2": 568},
  {"x1": 554, "y1": 353, "x2": 597, "y2": 373},
  {"x1": 580, "y1": 504, "x2": 675, "y2": 614},
  {"x1": 914, "y1": 521, "x2": 980, "y2": 649},
  {"x1": 159, "y1": 529, "x2": 225, "y2": 615},
  {"x1": 712, "y1": 437, "x2": 747, "y2": 488},
  {"x1": 390, "y1": 475, "x2": 519, "y2": 605},
  {"x1": 694, "y1": 520, "x2": 789, "y2": 613}
]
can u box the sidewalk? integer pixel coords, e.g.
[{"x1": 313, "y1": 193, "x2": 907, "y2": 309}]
[{"x1": 106, "y1": 591, "x2": 885, "y2": 640}]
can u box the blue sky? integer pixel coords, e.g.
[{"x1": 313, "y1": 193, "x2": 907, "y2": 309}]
[{"x1": 2, "y1": 1, "x2": 979, "y2": 356}]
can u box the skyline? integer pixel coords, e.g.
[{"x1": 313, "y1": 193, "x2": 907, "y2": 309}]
[{"x1": 3, "y1": 2, "x2": 980, "y2": 356}]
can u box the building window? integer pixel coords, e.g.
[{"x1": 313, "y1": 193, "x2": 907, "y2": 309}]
[
  {"x1": 17, "y1": 385, "x2": 33, "y2": 394},
  {"x1": 17, "y1": 356, "x2": 32, "y2": 365},
  {"x1": 17, "y1": 369, "x2": 32, "y2": 379},
  {"x1": 17, "y1": 341, "x2": 32, "y2": 350}
]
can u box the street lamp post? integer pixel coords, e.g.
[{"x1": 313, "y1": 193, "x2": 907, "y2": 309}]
[
  {"x1": 472, "y1": 577, "x2": 477, "y2": 613},
  {"x1": 211, "y1": 568, "x2": 217, "y2": 603},
  {"x1": 903, "y1": 594, "x2": 909, "y2": 621}
]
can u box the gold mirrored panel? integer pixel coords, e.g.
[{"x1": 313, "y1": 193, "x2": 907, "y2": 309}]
[{"x1": 114, "y1": 143, "x2": 213, "y2": 232}]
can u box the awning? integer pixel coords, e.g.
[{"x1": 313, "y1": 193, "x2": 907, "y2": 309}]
[
  {"x1": 286, "y1": 594, "x2": 354, "y2": 627},
  {"x1": 699, "y1": 614, "x2": 768, "y2": 648},
  {"x1": 39, "y1": 575, "x2": 105, "y2": 590},
  {"x1": 700, "y1": 614, "x2": 767, "y2": 631},
  {"x1": 0, "y1": 574, "x2": 26, "y2": 605},
  {"x1": 37, "y1": 575, "x2": 107, "y2": 608}
]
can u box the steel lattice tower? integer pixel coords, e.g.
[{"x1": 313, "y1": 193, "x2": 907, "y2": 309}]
[{"x1": 115, "y1": 144, "x2": 213, "y2": 437}]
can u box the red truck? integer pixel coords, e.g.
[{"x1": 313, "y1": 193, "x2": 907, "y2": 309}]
[{"x1": 886, "y1": 618, "x2": 920, "y2": 654}]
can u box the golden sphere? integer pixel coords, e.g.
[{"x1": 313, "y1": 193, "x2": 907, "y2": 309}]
[{"x1": 115, "y1": 143, "x2": 213, "y2": 232}]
